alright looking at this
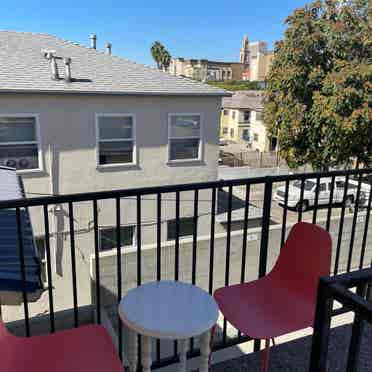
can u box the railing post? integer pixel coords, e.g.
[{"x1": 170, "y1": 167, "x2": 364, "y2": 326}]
[
  {"x1": 255, "y1": 179, "x2": 272, "y2": 352},
  {"x1": 346, "y1": 283, "x2": 366, "y2": 372},
  {"x1": 309, "y1": 278, "x2": 332, "y2": 372},
  {"x1": 258, "y1": 179, "x2": 272, "y2": 278},
  {"x1": 367, "y1": 261, "x2": 372, "y2": 301}
]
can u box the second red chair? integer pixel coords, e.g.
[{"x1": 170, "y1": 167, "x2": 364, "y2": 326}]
[{"x1": 214, "y1": 222, "x2": 332, "y2": 372}]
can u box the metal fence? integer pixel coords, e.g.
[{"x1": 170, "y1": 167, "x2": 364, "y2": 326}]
[
  {"x1": 309, "y1": 268, "x2": 372, "y2": 372},
  {"x1": 0, "y1": 167, "x2": 371, "y2": 370}
]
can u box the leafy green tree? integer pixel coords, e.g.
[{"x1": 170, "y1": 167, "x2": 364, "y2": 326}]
[
  {"x1": 264, "y1": 0, "x2": 371, "y2": 170},
  {"x1": 150, "y1": 41, "x2": 171, "y2": 70}
]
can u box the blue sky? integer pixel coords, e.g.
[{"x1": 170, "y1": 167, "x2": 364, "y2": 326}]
[{"x1": 3, "y1": 0, "x2": 307, "y2": 66}]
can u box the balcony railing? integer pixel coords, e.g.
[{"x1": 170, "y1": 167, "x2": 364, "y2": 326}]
[
  {"x1": 310, "y1": 267, "x2": 372, "y2": 371},
  {"x1": 0, "y1": 167, "x2": 371, "y2": 370}
]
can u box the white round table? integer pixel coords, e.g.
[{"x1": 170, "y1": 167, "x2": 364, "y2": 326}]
[{"x1": 118, "y1": 280, "x2": 219, "y2": 372}]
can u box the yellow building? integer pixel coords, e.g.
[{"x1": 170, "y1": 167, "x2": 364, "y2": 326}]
[{"x1": 220, "y1": 91, "x2": 277, "y2": 152}]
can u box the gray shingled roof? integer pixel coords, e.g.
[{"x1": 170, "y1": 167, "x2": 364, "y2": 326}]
[
  {"x1": 0, "y1": 31, "x2": 229, "y2": 96},
  {"x1": 222, "y1": 90, "x2": 264, "y2": 110}
]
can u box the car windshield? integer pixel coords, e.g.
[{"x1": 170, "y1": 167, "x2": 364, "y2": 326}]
[{"x1": 292, "y1": 180, "x2": 316, "y2": 191}]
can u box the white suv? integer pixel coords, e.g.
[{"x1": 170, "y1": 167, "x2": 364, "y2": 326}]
[{"x1": 274, "y1": 177, "x2": 360, "y2": 211}]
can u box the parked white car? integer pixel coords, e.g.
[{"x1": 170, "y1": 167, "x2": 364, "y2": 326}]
[{"x1": 274, "y1": 177, "x2": 363, "y2": 211}]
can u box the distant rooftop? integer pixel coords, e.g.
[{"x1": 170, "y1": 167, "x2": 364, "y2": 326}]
[
  {"x1": 0, "y1": 31, "x2": 228, "y2": 97},
  {"x1": 222, "y1": 90, "x2": 264, "y2": 110}
]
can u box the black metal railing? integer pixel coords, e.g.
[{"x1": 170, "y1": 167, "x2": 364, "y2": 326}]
[
  {"x1": 0, "y1": 167, "x2": 371, "y2": 370},
  {"x1": 309, "y1": 267, "x2": 372, "y2": 372}
]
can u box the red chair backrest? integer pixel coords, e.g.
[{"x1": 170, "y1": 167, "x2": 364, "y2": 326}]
[{"x1": 268, "y1": 222, "x2": 332, "y2": 301}]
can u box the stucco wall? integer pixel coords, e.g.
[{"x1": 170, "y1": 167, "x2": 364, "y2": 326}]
[
  {"x1": 0, "y1": 93, "x2": 221, "y2": 321},
  {"x1": 250, "y1": 111, "x2": 268, "y2": 151}
]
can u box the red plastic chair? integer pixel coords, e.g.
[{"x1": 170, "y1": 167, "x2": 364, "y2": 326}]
[
  {"x1": 0, "y1": 321, "x2": 124, "y2": 372},
  {"x1": 214, "y1": 222, "x2": 332, "y2": 372}
]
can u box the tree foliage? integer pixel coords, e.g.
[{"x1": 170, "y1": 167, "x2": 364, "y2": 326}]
[
  {"x1": 264, "y1": 0, "x2": 371, "y2": 170},
  {"x1": 150, "y1": 41, "x2": 171, "y2": 70}
]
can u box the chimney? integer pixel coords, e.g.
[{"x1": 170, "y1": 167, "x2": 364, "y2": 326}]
[
  {"x1": 64, "y1": 57, "x2": 72, "y2": 82},
  {"x1": 90, "y1": 34, "x2": 97, "y2": 49},
  {"x1": 106, "y1": 42, "x2": 112, "y2": 55}
]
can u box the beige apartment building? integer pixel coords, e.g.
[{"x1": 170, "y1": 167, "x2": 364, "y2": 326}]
[
  {"x1": 169, "y1": 36, "x2": 250, "y2": 82},
  {"x1": 220, "y1": 91, "x2": 277, "y2": 152},
  {"x1": 169, "y1": 59, "x2": 246, "y2": 82},
  {"x1": 247, "y1": 41, "x2": 274, "y2": 82},
  {"x1": 170, "y1": 36, "x2": 273, "y2": 82}
]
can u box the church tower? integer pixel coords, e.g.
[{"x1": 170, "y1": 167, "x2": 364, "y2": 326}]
[{"x1": 240, "y1": 35, "x2": 250, "y2": 65}]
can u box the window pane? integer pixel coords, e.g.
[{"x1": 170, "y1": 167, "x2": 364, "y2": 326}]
[
  {"x1": 0, "y1": 117, "x2": 36, "y2": 142},
  {"x1": 256, "y1": 111, "x2": 263, "y2": 121},
  {"x1": 167, "y1": 217, "x2": 195, "y2": 240},
  {"x1": 99, "y1": 141, "x2": 133, "y2": 165},
  {"x1": 100, "y1": 226, "x2": 134, "y2": 251},
  {"x1": 0, "y1": 144, "x2": 39, "y2": 170},
  {"x1": 99, "y1": 116, "x2": 133, "y2": 140},
  {"x1": 169, "y1": 139, "x2": 199, "y2": 160},
  {"x1": 170, "y1": 115, "x2": 200, "y2": 138}
]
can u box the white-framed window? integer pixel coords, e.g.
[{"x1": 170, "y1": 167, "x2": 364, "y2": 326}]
[
  {"x1": 222, "y1": 127, "x2": 228, "y2": 135},
  {"x1": 167, "y1": 217, "x2": 195, "y2": 241},
  {"x1": 168, "y1": 114, "x2": 202, "y2": 162},
  {"x1": 230, "y1": 128, "x2": 234, "y2": 138},
  {"x1": 99, "y1": 225, "x2": 135, "y2": 251},
  {"x1": 232, "y1": 111, "x2": 236, "y2": 120},
  {"x1": 96, "y1": 114, "x2": 136, "y2": 167},
  {"x1": 0, "y1": 115, "x2": 42, "y2": 172},
  {"x1": 243, "y1": 111, "x2": 251, "y2": 122},
  {"x1": 223, "y1": 110, "x2": 229, "y2": 116},
  {"x1": 242, "y1": 129, "x2": 250, "y2": 141},
  {"x1": 254, "y1": 133, "x2": 259, "y2": 141}
]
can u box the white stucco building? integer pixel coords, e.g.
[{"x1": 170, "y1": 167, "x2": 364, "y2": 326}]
[{"x1": 0, "y1": 31, "x2": 228, "y2": 318}]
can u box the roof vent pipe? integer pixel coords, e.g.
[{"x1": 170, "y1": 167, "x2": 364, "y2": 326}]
[
  {"x1": 43, "y1": 51, "x2": 59, "y2": 80},
  {"x1": 64, "y1": 58, "x2": 72, "y2": 82},
  {"x1": 90, "y1": 34, "x2": 97, "y2": 49},
  {"x1": 50, "y1": 56, "x2": 59, "y2": 80},
  {"x1": 106, "y1": 42, "x2": 112, "y2": 55}
]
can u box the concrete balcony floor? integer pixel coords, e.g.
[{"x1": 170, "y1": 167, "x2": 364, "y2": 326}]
[{"x1": 210, "y1": 322, "x2": 372, "y2": 372}]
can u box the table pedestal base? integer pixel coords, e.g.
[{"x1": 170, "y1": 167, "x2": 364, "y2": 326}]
[{"x1": 127, "y1": 330, "x2": 212, "y2": 372}]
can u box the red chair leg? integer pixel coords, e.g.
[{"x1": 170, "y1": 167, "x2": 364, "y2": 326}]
[
  {"x1": 271, "y1": 338, "x2": 275, "y2": 346},
  {"x1": 261, "y1": 338, "x2": 270, "y2": 372}
]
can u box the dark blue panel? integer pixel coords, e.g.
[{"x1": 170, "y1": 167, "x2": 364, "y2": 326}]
[{"x1": 0, "y1": 168, "x2": 42, "y2": 293}]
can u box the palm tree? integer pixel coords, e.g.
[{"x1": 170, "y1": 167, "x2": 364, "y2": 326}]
[
  {"x1": 151, "y1": 41, "x2": 163, "y2": 69},
  {"x1": 150, "y1": 41, "x2": 171, "y2": 70},
  {"x1": 161, "y1": 49, "x2": 171, "y2": 71}
]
